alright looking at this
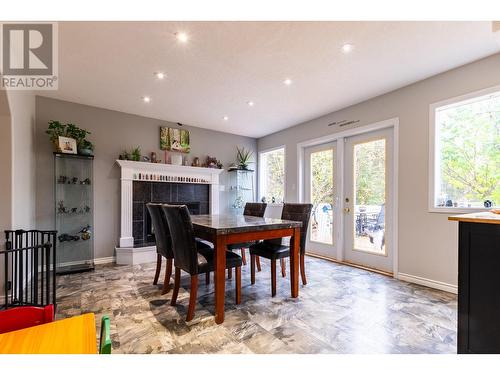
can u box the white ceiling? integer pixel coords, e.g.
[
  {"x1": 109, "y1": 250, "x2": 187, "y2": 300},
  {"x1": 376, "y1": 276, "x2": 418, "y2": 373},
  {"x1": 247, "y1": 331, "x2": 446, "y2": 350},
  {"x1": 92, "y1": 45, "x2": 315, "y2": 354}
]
[{"x1": 40, "y1": 21, "x2": 500, "y2": 138}]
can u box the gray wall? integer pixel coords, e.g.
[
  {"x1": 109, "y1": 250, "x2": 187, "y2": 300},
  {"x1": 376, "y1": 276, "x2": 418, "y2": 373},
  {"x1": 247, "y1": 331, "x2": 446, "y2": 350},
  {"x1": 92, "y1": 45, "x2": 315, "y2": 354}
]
[
  {"x1": 35, "y1": 96, "x2": 257, "y2": 259},
  {"x1": 258, "y1": 52, "x2": 500, "y2": 288}
]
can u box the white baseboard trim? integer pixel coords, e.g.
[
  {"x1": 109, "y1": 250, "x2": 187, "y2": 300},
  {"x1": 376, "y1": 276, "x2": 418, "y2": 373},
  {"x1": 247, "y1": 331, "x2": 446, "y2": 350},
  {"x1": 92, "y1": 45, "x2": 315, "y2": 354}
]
[
  {"x1": 398, "y1": 272, "x2": 457, "y2": 294},
  {"x1": 94, "y1": 256, "x2": 116, "y2": 265},
  {"x1": 115, "y1": 245, "x2": 157, "y2": 265}
]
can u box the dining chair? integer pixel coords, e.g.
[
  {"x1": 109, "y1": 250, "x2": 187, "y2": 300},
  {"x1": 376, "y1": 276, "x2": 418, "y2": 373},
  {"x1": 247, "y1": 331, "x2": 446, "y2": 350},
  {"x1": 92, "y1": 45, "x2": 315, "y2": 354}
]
[
  {"x1": 99, "y1": 315, "x2": 112, "y2": 354},
  {"x1": 162, "y1": 204, "x2": 243, "y2": 321},
  {"x1": 226, "y1": 202, "x2": 267, "y2": 277},
  {"x1": 147, "y1": 203, "x2": 212, "y2": 294},
  {"x1": 0, "y1": 304, "x2": 54, "y2": 334},
  {"x1": 249, "y1": 203, "x2": 312, "y2": 296}
]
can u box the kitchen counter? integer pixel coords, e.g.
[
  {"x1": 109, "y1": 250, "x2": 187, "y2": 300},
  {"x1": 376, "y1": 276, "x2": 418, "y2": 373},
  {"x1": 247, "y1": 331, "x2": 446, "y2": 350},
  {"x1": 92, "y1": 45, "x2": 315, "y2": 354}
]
[
  {"x1": 448, "y1": 211, "x2": 500, "y2": 225},
  {"x1": 449, "y1": 212, "x2": 500, "y2": 354}
]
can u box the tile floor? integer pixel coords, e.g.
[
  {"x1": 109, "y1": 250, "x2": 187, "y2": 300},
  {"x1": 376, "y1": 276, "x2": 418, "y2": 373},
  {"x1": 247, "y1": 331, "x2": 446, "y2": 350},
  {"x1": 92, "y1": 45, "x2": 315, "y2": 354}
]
[{"x1": 56, "y1": 256, "x2": 457, "y2": 354}]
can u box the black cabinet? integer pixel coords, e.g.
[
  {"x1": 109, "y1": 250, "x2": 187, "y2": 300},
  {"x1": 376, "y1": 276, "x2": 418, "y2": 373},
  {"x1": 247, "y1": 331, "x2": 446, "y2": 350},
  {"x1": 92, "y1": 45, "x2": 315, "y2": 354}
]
[{"x1": 457, "y1": 221, "x2": 500, "y2": 353}]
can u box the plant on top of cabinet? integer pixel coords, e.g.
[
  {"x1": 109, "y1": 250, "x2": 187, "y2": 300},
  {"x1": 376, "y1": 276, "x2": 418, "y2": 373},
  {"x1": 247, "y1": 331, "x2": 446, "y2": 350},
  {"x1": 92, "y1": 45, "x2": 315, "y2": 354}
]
[
  {"x1": 78, "y1": 139, "x2": 94, "y2": 156},
  {"x1": 236, "y1": 146, "x2": 254, "y2": 170},
  {"x1": 46, "y1": 120, "x2": 93, "y2": 155}
]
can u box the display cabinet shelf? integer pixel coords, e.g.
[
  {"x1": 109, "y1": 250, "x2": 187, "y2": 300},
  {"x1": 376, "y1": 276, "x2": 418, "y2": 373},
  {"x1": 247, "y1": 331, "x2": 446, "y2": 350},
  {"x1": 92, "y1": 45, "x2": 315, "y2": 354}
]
[
  {"x1": 227, "y1": 169, "x2": 255, "y2": 214},
  {"x1": 54, "y1": 153, "x2": 95, "y2": 274}
]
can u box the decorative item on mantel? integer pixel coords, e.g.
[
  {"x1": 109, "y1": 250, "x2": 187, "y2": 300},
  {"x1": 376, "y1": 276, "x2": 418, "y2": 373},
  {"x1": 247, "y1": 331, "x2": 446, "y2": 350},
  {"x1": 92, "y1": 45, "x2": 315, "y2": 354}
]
[
  {"x1": 203, "y1": 156, "x2": 223, "y2": 169},
  {"x1": 132, "y1": 171, "x2": 209, "y2": 184},
  {"x1": 119, "y1": 147, "x2": 141, "y2": 161}
]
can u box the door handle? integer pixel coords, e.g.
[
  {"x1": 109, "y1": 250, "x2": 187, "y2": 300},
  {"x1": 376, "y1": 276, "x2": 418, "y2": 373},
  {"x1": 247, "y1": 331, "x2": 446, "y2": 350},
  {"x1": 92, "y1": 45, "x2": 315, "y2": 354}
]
[{"x1": 344, "y1": 207, "x2": 350, "y2": 213}]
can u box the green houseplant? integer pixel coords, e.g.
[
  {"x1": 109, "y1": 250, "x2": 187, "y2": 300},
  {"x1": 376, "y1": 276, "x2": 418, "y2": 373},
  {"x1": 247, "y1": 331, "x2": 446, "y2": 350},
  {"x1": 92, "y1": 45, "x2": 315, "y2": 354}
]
[
  {"x1": 236, "y1": 147, "x2": 254, "y2": 170},
  {"x1": 78, "y1": 139, "x2": 94, "y2": 156},
  {"x1": 46, "y1": 120, "x2": 66, "y2": 152},
  {"x1": 131, "y1": 147, "x2": 141, "y2": 162},
  {"x1": 45, "y1": 120, "x2": 93, "y2": 155}
]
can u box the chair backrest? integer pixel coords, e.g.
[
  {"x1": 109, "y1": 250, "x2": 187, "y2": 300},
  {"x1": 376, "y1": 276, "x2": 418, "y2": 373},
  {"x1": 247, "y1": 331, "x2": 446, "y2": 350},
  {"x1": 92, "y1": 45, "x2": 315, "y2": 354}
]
[
  {"x1": 162, "y1": 204, "x2": 199, "y2": 275},
  {"x1": 0, "y1": 304, "x2": 54, "y2": 334},
  {"x1": 281, "y1": 203, "x2": 313, "y2": 255},
  {"x1": 146, "y1": 203, "x2": 173, "y2": 259},
  {"x1": 99, "y1": 315, "x2": 112, "y2": 354},
  {"x1": 243, "y1": 202, "x2": 267, "y2": 217}
]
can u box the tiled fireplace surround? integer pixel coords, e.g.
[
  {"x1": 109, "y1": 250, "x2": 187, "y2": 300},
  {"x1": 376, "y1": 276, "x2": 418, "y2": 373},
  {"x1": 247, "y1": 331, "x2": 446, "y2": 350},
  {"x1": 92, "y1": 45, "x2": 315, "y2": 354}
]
[
  {"x1": 115, "y1": 160, "x2": 223, "y2": 265},
  {"x1": 132, "y1": 181, "x2": 209, "y2": 245}
]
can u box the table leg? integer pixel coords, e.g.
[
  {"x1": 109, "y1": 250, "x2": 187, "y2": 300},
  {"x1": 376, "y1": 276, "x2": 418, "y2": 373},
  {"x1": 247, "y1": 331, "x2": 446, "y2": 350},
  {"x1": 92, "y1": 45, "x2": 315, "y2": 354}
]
[
  {"x1": 290, "y1": 228, "x2": 300, "y2": 298},
  {"x1": 214, "y1": 235, "x2": 227, "y2": 324}
]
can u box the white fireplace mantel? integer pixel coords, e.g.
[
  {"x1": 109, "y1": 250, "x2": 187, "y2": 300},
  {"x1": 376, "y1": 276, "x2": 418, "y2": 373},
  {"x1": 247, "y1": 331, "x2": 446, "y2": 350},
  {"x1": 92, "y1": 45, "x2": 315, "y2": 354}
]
[{"x1": 115, "y1": 160, "x2": 223, "y2": 264}]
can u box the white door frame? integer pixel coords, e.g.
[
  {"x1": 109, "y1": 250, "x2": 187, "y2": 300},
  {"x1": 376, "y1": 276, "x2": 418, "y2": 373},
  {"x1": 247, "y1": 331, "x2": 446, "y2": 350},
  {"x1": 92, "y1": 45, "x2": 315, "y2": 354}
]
[{"x1": 297, "y1": 117, "x2": 399, "y2": 277}]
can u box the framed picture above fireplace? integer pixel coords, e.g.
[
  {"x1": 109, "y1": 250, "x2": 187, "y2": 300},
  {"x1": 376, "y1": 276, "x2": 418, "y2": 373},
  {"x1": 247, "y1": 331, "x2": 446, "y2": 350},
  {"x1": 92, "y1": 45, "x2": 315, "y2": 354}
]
[{"x1": 160, "y1": 127, "x2": 191, "y2": 153}]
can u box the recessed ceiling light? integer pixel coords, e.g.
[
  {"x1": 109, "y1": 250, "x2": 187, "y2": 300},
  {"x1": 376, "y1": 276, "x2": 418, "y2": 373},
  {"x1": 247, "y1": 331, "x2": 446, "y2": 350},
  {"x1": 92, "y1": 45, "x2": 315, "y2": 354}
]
[
  {"x1": 175, "y1": 32, "x2": 189, "y2": 43},
  {"x1": 223, "y1": 116, "x2": 229, "y2": 121},
  {"x1": 283, "y1": 78, "x2": 293, "y2": 86},
  {"x1": 247, "y1": 101, "x2": 254, "y2": 107},
  {"x1": 341, "y1": 43, "x2": 354, "y2": 53},
  {"x1": 142, "y1": 96, "x2": 151, "y2": 103},
  {"x1": 155, "y1": 72, "x2": 165, "y2": 80}
]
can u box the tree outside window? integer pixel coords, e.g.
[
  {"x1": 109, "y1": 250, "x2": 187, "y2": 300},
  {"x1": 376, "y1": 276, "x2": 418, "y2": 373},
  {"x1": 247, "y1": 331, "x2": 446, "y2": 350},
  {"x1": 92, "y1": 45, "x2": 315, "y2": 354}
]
[
  {"x1": 435, "y1": 91, "x2": 500, "y2": 208},
  {"x1": 259, "y1": 148, "x2": 285, "y2": 203}
]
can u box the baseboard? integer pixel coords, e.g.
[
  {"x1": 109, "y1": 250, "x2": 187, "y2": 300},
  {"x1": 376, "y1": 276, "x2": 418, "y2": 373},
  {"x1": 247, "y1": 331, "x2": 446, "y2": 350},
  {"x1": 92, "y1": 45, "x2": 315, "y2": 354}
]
[
  {"x1": 398, "y1": 272, "x2": 457, "y2": 294},
  {"x1": 94, "y1": 256, "x2": 115, "y2": 265},
  {"x1": 115, "y1": 245, "x2": 157, "y2": 265}
]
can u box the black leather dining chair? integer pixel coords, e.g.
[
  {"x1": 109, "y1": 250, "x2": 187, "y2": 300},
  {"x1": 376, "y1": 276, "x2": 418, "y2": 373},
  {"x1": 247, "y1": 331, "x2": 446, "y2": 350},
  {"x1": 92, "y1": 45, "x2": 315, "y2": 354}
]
[
  {"x1": 226, "y1": 202, "x2": 267, "y2": 278},
  {"x1": 147, "y1": 203, "x2": 212, "y2": 295},
  {"x1": 162, "y1": 204, "x2": 243, "y2": 322},
  {"x1": 249, "y1": 203, "x2": 312, "y2": 297}
]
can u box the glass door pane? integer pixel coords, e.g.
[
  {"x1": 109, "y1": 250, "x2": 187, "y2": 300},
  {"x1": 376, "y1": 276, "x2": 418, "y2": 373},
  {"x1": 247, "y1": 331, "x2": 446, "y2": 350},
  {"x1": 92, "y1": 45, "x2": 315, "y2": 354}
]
[
  {"x1": 353, "y1": 138, "x2": 386, "y2": 254},
  {"x1": 310, "y1": 148, "x2": 334, "y2": 245}
]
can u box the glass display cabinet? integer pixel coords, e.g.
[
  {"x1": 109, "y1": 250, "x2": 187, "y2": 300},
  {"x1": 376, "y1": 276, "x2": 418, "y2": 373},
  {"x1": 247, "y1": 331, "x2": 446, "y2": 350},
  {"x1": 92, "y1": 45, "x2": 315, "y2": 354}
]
[
  {"x1": 227, "y1": 169, "x2": 254, "y2": 214},
  {"x1": 54, "y1": 153, "x2": 94, "y2": 274}
]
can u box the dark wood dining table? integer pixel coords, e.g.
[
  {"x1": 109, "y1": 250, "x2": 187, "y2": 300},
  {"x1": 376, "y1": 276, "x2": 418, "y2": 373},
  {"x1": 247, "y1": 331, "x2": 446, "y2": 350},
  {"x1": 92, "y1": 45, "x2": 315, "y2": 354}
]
[{"x1": 191, "y1": 214, "x2": 302, "y2": 324}]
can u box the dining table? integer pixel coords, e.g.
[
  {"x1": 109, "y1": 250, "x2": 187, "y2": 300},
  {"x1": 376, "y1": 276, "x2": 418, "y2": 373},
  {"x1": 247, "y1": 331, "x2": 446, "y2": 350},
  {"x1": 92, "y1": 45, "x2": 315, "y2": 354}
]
[
  {"x1": 0, "y1": 313, "x2": 97, "y2": 354},
  {"x1": 191, "y1": 214, "x2": 302, "y2": 324}
]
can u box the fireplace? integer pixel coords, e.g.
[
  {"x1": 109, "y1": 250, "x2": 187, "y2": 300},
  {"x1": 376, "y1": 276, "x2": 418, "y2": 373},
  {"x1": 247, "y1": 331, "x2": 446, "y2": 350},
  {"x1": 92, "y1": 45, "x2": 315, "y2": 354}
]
[
  {"x1": 144, "y1": 201, "x2": 201, "y2": 244},
  {"x1": 115, "y1": 160, "x2": 223, "y2": 264},
  {"x1": 132, "y1": 181, "x2": 209, "y2": 246}
]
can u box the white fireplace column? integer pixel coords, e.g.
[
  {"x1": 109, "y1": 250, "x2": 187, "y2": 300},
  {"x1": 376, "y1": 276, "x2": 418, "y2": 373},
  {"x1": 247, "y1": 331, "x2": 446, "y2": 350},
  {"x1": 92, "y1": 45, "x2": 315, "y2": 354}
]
[{"x1": 115, "y1": 160, "x2": 224, "y2": 265}]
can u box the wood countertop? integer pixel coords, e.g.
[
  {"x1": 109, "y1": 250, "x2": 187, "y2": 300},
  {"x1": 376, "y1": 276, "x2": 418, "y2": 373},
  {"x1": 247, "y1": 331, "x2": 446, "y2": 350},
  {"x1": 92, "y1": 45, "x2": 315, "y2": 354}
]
[{"x1": 448, "y1": 211, "x2": 500, "y2": 225}]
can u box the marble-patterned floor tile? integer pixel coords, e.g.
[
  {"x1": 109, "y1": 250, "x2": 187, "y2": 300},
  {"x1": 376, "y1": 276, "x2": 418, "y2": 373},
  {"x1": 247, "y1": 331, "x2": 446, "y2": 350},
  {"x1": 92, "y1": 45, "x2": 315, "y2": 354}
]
[{"x1": 54, "y1": 257, "x2": 457, "y2": 354}]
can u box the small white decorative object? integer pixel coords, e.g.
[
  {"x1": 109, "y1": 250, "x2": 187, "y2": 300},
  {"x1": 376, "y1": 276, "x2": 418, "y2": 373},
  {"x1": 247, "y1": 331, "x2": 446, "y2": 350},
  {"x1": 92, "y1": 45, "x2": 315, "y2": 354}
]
[{"x1": 170, "y1": 153, "x2": 183, "y2": 166}]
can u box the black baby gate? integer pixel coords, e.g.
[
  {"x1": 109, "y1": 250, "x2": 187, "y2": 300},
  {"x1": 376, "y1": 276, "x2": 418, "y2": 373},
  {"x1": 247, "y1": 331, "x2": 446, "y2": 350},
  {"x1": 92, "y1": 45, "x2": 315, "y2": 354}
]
[{"x1": 1, "y1": 230, "x2": 57, "y2": 310}]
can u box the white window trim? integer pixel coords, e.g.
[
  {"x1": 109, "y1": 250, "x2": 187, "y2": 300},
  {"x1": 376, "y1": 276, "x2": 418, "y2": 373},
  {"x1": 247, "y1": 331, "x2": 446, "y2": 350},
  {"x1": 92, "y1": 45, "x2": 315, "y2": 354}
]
[
  {"x1": 258, "y1": 145, "x2": 286, "y2": 204},
  {"x1": 428, "y1": 84, "x2": 500, "y2": 213}
]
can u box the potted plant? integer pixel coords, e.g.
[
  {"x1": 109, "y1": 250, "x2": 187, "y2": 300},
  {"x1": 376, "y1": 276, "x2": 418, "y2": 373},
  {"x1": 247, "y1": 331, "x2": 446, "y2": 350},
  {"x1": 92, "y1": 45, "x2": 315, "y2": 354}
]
[
  {"x1": 236, "y1": 147, "x2": 254, "y2": 170},
  {"x1": 131, "y1": 147, "x2": 141, "y2": 162},
  {"x1": 65, "y1": 123, "x2": 90, "y2": 145},
  {"x1": 45, "y1": 121, "x2": 93, "y2": 155},
  {"x1": 45, "y1": 120, "x2": 66, "y2": 152},
  {"x1": 78, "y1": 139, "x2": 94, "y2": 156}
]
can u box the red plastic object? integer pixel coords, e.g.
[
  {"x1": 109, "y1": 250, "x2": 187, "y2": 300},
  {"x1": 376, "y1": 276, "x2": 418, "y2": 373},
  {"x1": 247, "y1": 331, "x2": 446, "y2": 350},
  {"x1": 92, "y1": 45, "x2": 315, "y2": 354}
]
[{"x1": 0, "y1": 305, "x2": 54, "y2": 334}]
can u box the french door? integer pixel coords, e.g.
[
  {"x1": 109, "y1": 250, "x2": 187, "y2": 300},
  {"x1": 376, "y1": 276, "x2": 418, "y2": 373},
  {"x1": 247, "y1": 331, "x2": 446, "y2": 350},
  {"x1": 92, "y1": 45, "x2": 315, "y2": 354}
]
[
  {"x1": 343, "y1": 128, "x2": 393, "y2": 273},
  {"x1": 304, "y1": 127, "x2": 394, "y2": 274},
  {"x1": 304, "y1": 142, "x2": 337, "y2": 258}
]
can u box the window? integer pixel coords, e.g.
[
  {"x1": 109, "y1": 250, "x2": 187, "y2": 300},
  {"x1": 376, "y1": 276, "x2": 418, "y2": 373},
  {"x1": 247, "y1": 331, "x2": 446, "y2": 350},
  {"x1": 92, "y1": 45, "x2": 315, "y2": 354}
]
[
  {"x1": 259, "y1": 147, "x2": 285, "y2": 203},
  {"x1": 430, "y1": 87, "x2": 500, "y2": 211}
]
